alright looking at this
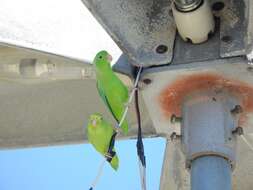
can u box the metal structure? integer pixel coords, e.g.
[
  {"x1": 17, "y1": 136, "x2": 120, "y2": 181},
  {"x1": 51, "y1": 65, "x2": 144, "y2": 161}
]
[
  {"x1": 191, "y1": 156, "x2": 232, "y2": 190},
  {"x1": 174, "y1": 0, "x2": 203, "y2": 12},
  {"x1": 0, "y1": 0, "x2": 253, "y2": 189},
  {"x1": 182, "y1": 96, "x2": 236, "y2": 190}
]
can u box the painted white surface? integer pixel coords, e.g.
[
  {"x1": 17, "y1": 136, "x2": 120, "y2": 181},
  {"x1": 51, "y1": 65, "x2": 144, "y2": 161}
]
[{"x1": 0, "y1": 0, "x2": 122, "y2": 63}]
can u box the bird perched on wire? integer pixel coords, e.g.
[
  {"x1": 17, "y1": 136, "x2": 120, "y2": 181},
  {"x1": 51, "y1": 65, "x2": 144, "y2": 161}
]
[
  {"x1": 93, "y1": 50, "x2": 129, "y2": 135},
  {"x1": 87, "y1": 113, "x2": 119, "y2": 170}
]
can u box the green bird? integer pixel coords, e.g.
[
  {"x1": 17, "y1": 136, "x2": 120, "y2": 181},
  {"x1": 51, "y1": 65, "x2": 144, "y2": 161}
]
[
  {"x1": 87, "y1": 113, "x2": 119, "y2": 170},
  {"x1": 93, "y1": 50, "x2": 129, "y2": 135}
]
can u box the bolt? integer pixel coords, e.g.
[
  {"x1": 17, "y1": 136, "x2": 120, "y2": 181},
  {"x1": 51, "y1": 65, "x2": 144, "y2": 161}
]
[
  {"x1": 232, "y1": 126, "x2": 244, "y2": 136},
  {"x1": 156, "y1": 45, "x2": 168, "y2": 54},
  {"x1": 142, "y1": 78, "x2": 152, "y2": 85},
  {"x1": 170, "y1": 132, "x2": 181, "y2": 141},
  {"x1": 171, "y1": 114, "x2": 182, "y2": 124},
  {"x1": 231, "y1": 105, "x2": 243, "y2": 115}
]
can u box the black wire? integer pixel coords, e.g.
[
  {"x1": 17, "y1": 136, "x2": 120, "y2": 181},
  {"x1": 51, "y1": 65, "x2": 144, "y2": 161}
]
[
  {"x1": 106, "y1": 131, "x2": 117, "y2": 162},
  {"x1": 134, "y1": 68, "x2": 146, "y2": 167}
]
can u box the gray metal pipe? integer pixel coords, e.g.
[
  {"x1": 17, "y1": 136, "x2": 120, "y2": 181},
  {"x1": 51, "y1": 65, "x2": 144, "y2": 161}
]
[
  {"x1": 181, "y1": 93, "x2": 238, "y2": 190},
  {"x1": 191, "y1": 156, "x2": 232, "y2": 190}
]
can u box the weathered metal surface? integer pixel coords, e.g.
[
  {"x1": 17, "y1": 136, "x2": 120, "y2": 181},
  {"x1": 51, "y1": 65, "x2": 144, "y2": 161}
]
[
  {"x1": 0, "y1": 46, "x2": 156, "y2": 149},
  {"x1": 245, "y1": 0, "x2": 253, "y2": 55},
  {"x1": 233, "y1": 134, "x2": 253, "y2": 190},
  {"x1": 219, "y1": 0, "x2": 248, "y2": 57},
  {"x1": 141, "y1": 56, "x2": 253, "y2": 189},
  {"x1": 81, "y1": 0, "x2": 176, "y2": 67},
  {"x1": 182, "y1": 94, "x2": 238, "y2": 169},
  {"x1": 160, "y1": 139, "x2": 190, "y2": 190},
  {"x1": 159, "y1": 135, "x2": 253, "y2": 190},
  {"x1": 141, "y1": 57, "x2": 253, "y2": 135}
]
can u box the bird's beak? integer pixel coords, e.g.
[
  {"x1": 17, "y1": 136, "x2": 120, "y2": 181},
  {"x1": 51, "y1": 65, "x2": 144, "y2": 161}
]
[
  {"x1": 92, "y1": 120, "x2": 97, "y2": 126},
  {"x1": 107, "y1": 54, "x2": 113, "y2": 62}
]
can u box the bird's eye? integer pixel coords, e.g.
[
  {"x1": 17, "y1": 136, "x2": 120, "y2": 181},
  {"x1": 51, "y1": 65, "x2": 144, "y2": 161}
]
[{"x1": 99, "y1": 56, "x2": 102, "y2": 59}]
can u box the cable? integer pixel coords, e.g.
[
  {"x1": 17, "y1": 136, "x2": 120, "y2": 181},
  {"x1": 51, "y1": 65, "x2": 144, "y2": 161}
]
[
  {"x1": 233, "y1": 127, "x2": 253, "y2": 152},
  {"x1": 89, "y1": 67, "x2": 143, "y2": 190},
  {"x1": 134, "y1": 68, "x2": 146, "y2": 190},
  {"x1": 89, "y1": 159, "x2": 106, "y2": 190},
  {"x1": 118, "y1": 67, "x2": 143, "y2": 128},
  {"x1": 241, "y1": 135, "x2": 253, "y2": 152}
]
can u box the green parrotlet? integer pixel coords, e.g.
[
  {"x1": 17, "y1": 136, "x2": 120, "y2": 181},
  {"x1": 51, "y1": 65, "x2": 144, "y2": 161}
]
[
  {"x1": 93, "y1": 50, "x2": 129, "y2": 134},
  {"x1": 87, "y1": 113, "x2": 119, "y2": 170}
]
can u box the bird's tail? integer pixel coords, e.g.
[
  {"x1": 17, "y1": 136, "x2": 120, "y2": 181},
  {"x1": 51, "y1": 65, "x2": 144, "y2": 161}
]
[{"x1": 110, "y1": 152, "x2": 119, "y2": 171}]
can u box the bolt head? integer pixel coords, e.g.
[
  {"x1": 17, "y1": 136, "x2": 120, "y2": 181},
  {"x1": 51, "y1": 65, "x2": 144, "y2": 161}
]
[{"x1": 142, "y1": 78, "x2": 152, "y2": 85}]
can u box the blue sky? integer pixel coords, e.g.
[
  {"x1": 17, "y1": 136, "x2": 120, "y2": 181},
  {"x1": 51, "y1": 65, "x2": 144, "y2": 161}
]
[{"x1": 0, "y1": 138, "x2": 165, "y2": 190}]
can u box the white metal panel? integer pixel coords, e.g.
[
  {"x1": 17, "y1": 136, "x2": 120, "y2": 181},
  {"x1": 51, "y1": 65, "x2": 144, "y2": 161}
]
[
  {"x1": 0, "y1": 0, "x2": 122, "y2": 63},
  {"x1": 0, "y1": 46, "x2": 156, "y2": 149}
]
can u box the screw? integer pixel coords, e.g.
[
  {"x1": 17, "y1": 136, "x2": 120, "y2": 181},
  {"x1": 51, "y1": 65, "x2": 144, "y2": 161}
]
[
  {"x1": 231, "y1": 105, "x2": 243, "y2": 115},
  {"x1": 171, "y1": 114, "x2": 182, "y2": 124}
]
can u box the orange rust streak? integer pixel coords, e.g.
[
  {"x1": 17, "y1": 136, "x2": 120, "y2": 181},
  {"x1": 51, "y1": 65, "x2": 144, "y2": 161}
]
[{"x1": 159, "y1": 73, "x2": 253, "y2": 125}]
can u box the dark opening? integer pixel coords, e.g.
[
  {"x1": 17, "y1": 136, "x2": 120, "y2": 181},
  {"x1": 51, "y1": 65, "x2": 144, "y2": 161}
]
[
  {"x1": 142, "y1": 78, "x2": 152, "y2": 85},
  {"x1": 186, "y1": 37, "x2": 193, "y2": 44},
  {"x1": 156, "y1": 45, "x2": 168, "y2": 54},
  {"x1": 212, "y1": 2, "x2": 225, "y2": 11},
  {"x1": 221, "y1": 35, "x2": 232, "y2": 43}
]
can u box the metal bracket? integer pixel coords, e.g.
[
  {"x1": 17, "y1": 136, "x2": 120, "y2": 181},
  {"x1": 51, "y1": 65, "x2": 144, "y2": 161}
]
[{"x1": 81, "y1": 0, "x2": 176, "y2": 67}]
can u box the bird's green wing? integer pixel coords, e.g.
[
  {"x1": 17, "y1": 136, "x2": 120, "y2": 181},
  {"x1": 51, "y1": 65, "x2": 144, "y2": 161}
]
[{"x1": 96, "y1": 82, "x2": 119, "y2": 124}]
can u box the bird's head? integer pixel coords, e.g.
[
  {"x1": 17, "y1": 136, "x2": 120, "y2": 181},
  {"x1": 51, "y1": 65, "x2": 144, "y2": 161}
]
[
  {"x1": 93, "y1": 50, "x2": 112, "y2": 69},
  {"x1": 88, "y1": 113, "x2": 103, "y2": 127}
]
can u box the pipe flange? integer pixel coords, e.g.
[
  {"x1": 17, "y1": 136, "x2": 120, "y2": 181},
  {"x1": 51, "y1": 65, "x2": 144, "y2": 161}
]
[
  {"x1": 181, "y1": 93, "x2": 239, "y2": 170},
  {"x1": 186, "y1": 152, "x2": 236, "y2": 170}
]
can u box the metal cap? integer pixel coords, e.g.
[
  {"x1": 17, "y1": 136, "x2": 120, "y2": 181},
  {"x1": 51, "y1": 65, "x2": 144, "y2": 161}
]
[{"x1": 174, "y1": 0, "x2": 203, "y2": 12}]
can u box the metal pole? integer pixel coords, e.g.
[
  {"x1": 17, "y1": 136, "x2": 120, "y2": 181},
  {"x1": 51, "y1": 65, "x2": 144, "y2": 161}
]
[
  {"x1": 191, "y1": 156, "x2": 232, "y2": 190},
  {"x1": 182, "y1": 94, "x2": 237, "y2": 190}
]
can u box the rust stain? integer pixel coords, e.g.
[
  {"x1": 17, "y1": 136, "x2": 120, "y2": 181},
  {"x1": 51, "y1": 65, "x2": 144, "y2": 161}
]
[{"x1": 159, "y1": 73, "x2": 253, "y2": 126}]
